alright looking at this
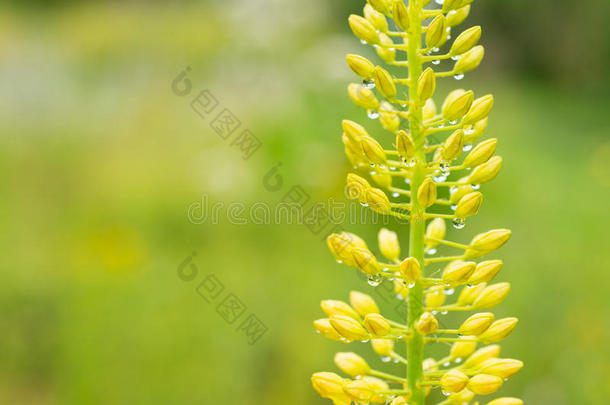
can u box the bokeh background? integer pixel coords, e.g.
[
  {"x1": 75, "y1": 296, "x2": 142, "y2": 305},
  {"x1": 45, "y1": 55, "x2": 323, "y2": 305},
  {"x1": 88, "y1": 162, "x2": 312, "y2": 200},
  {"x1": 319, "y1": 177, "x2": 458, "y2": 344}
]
[{"x1": 2, "y1": 0, "x2": 609, "y2": 404}]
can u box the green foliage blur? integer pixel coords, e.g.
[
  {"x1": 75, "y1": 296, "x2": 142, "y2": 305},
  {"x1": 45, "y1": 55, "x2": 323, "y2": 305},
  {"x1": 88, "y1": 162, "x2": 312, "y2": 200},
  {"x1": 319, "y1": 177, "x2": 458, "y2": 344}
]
[{"x1": 1, "y1": 1, "x2": 609, "y2": 404}]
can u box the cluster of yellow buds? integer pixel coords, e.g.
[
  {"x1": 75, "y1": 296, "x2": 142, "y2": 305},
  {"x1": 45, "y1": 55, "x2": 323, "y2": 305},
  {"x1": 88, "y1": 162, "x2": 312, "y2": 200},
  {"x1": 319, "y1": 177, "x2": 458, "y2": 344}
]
[{"x1": 313, "y1": 1, "x2": 523, "y2": 404}]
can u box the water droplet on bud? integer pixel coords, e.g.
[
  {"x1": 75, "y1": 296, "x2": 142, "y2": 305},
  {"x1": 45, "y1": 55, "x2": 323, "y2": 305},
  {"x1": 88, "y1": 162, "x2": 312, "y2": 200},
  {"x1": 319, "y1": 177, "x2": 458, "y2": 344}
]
[{"x1": 452, "y1": 217, "x2": 466, "y2": 229}]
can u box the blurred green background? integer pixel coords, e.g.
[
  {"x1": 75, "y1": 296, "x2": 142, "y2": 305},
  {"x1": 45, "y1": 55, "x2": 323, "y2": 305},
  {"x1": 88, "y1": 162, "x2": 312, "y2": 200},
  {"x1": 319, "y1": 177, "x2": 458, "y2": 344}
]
[{"x1": 1, "y1": 0, "x2": 609, "y2": 404}]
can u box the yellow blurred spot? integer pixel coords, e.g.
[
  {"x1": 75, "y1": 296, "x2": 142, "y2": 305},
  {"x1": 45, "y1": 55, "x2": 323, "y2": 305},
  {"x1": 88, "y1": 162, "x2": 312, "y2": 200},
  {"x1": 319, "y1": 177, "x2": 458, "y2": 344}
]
[
  {"x1": 591, "y1": 141, "x2": 610, "y2": 187},
  {"x1": 89, "y1": 225, "x2": 145, "y2": 273}
]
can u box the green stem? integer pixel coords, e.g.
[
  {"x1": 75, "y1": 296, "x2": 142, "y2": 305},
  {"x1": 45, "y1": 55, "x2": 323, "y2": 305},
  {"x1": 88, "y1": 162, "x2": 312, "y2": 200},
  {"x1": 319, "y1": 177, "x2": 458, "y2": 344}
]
[{"x1": 406, "y1": 1, "x2": 426, "y2": 404}]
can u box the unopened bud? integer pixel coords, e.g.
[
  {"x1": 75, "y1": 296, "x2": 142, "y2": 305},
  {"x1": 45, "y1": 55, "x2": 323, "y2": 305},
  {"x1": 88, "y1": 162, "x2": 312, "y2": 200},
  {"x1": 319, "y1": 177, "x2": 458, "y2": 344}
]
[
  {"x1": 442, "y1": 129, "x2": 465, "y2": 161},
  {"x1": 425, "y1": 285, "x2": 446, "y2": 308},
  {"x1": 361, "y1": 376, "x2": 389, "y2": 403},
  {"x1": 400, "y1": 257, "x2": 421, "y2": 284},
  {"x1": 463, "y1": 344, "x2": 501, "y2": 369},
  {"x1": 415, "y1": 311, "x2": 439, "y2": 335},
  {"x1": 364, "y1": 4, "x2": 388, "y2": 32},
  {"x1": 440, "y1": 369, "x2": 469, "y2": 393},
  {"x1": 457, "y1": 282, "x2": 486, "y2": 306},
  {"x1": 376, "y1": 33, "x2": 396, "y2": 63},
  {"x1": 464, "y1": 117, "x2": 488, "y2": 143},
  {"x1": 330, "y1": 315, "x2": 369, "y2": 341},
  {"x1": 454, "y1": 191, "x2": 483, "y2": 218},
  {"x1": 423, "y1": 98, "x2": 437, "y2": 121},
  {"x1": 371, "y1": 338, "x2": 394, "y2": 356},
  {"x1": 350, "y1": 291, "x2": 379, "y2": 316},
  {"x1": 396, "y1": 130, "x2": 416, "y2": 160},
  {"x1": 348, "y1": 14, "x2": 379, "y2": 45},
  {"x1": 426, "y1": 15, "x2": 447, "y2": 49},
  {"x1": 479, "y1": 317, "x2": 518, "y2": 343},
  {"x1": 311, "y1": 372, "x2": 346, "y2": 399},
  {"x1": 352, "y1": 247, "x2": 381, "y2": 276},
  {"x1": 374, "y1": 66, "x2": 396, "y2": 100},
  {"x1": 450, "y1": 337, "x2": 478, "y2": 358},
  {"x1": 459, "y1": 312, "x2": 495, "y2": 336},
  {"x1": 367, "y1": 0, "x2": 390, "y2": 14},
  {"x1": 314, "y1": 318, "x2": 343, "y2": 341},
  {"x1": 442, "y1": 89, "x2": 474, "y2": 122},
  {"x1": 334, "y1": 352, "x2": 370, "y2": 377},
  {"x1": 468, "y1": 260, "x2": 503, "y2": 284},
  {"x1": 462, "y1": 94, "x2": 494, "y2": 126},
  {"x1": 450, "y1": 26, "x2": 481, "y2": 56},
  {"x1": 447, "y1": 5, "x2": 471, "y2": 27},
  {"x1": 448, "y1": 389, "x2": 475, "y2": 404},
  {"x1": 486, "y1": 398, "x2": 523, "y2": 405},
  {"x1": 346, "y1": 54, "x2": 376, "y2": 79},
  {"x1": 454, "y1": 45, "x2": 484, "y2": 74},
  {"x1": 360, "y1": 136, "x2": 387, "y2": 166},
  {"x1": 342, "y1": 120, "x2": 369, "y2": 142},
  {"x1": 449, "y1": 182, "x2": 474, "y2": 204},
  {"x1": 392, "y1": 1, "x2": 409, "y2": 31},
  {"x1": 378, "y1": 228, "x2": 400, "y2": 262},
  {"x1": 477, "y1": 358, "x2": 524, "y2": 379},
  {"x1": 348, "y1": 83, "x2": 380, "y2": 110},
  {"x1": 417, "y1": 67, "x2": 436, "y2": 101},
  {"x1": 417, "y1": 178, "x2": 437, "y2": 208},
  {"x1": 425, "y1": 218, "x2": 446, "y2": 251},
  {"x1": 465, "y1": 229, "x2": 511, "y2": 258},
  {"x1": 364, "y1": 313, "x2": 391, "y2": 336},
  {"x1": 463, "y1": 138, "x2": 497, "y2": 168},
  {"x1": 371, "y1": 171, "x2": 392, "y2": 189},
  {"x1": 321, "y1": 300, "x2": 360, "y2": 319},
  {"x1": 467, "y1": 374, "x2": 503, "y2": 395},
  {"x1": 442, "y1": 0, "x2": 462, "y2": 12},
  {"x1": 346, "y1": 173, "x2": 370, "y2": 202},
  {"x1": 365, "y1": 187, "x2": 392, "y2": 214},
  {"x1": 379, "y1": 101, "x2": 400, "y2": 132},
  {"x1": 442, "y1": 260, "x2": 477, "y2": 284},
  {"x1": 472, "y1": 282, "x2": 511, "y2": 309}
]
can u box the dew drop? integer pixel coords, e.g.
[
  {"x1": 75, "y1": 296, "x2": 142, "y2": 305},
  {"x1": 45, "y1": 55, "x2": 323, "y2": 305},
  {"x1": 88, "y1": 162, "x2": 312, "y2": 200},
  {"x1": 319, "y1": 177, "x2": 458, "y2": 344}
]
[
  {"x1": 441, "y1": 311, "x2": 449, "y2": 315},
  {"x1": 408, "y1": 282, "x2": 416, "y2": 289},
  {"x1": 450, "y1": 204, "x2": 457, "y2": 211},
  {"x1": 472, "y1": 184, "x2": 481, "y2": 190},
  {"x1": 443, "y1": 361, "x2": 451, "y2": 367},
  {"x1": 432, "y1": 59, "x2": 440, "y2": 65},
  {"x1": 433, "y1": 174, "x2": 447, "y2": 183},
  {"x1": 454, "y1": 73, "x2": 465, "y2": 81},
  {"x1": 361, "y1": 202, "x2": 369, "y2": 207},
  {"x1": 381, "y1": 356, "x2": 392, "y2": 363},
  {"x1": 368, "y1": 109, "x2": 380, "y2": 119},
  {"x1": 392, "y1": 192, "x2": 400, "y2": 198},
  {"x1": 432, "y1": 47, "x2": 440, "y2": 53},
  {"x1": 360, "y1": 339, "x2": 370, "y2": 343},
  {"x1": 336, "y1": 260, "x2": 343, "y2": 264},
  {"x1": 432, "y1": 310, "x2": 438, "y2": 315},
  {"x1": 449, "y1": 120, "x2": 458, "y2": 125},
  {"x1": 396, "y1": 294, "x2": 404, "y2": 300},
  {"x1": 435, "y1": 0, "x2": 444, "y2": 4},
  {"x1": 389, "y1": 166, "x2": 397, "y2": 171},
  {"x1": 404, "y1": 178, "x2": 411, "y2": 185},
  {"x1": 361, "y1": 40, "x2": 368, "y2": 45},
  {"x1": 444, "y1": 288, "x2": 455, "y2": 296},
  {"x1": 463, "y1": 143, "x2": 473, "y2": 152},
  {"x1": 452, "y1": 217, "x2": 466, "y2": 229},
  {"x1": 426, "y1": 248, "x2": 437, "y2": 255},
  {"x1": 455, "y1": 357, "x2": 463, "y2": 364},
  {"x1": 464, "y1": 128, "x2": 475, "y2": 135},
  {"x1": 450, "y1": 186, "x2": 458, "y2": 194},
  {"x1": 442, "y1": 390, "x2": 451, "y2": 397},
  {"x1": 392, "y1": 358, "x2": 399, "y2": 364},
  {"x1": 363, "y1": 78, "x2": 376, "y2": 89},
  {"x1": 368, "y1": 274, "x2": 383, "y2": 287},
  {"x1": 451, "y1": 55, "x2": 460, "y2": 61},
  {"x1": 440, "y1": 160, "x2": 451, "y2": 176}
]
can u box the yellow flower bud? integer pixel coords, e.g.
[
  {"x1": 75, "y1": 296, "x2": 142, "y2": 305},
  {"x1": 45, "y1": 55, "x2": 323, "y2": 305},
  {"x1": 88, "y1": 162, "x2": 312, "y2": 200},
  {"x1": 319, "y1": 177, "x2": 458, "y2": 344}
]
[
  {"x1": 371, "y1": 338, "x2": 394, "y2": 357},
  {"x1": 330, "y1": 315, "x2": 370, "y2": 341},
  {"x1": 342, "y1": 119, "x2": 369, "y2": 142},
  {"x1": 345, "y1": 145, "x2": 367, "y2": 168},
  {"x1": 345, "y1": 54, "x2": 376, "y2": 79},
  {"x1": 371, "y1": 172, "x2": 392, "y2": 189},
  {"x1": 425, "y1": 285, "x2": 446, "y2": 308},
  {"x1": 390, "y1": 396, "x2": 409, "y2": 405},
  {"x1": 457, "y1": 282, "x2": 486, "y2": 306},
  {"x1": 364, "y1": 4, "x2": 388, "y2": 33},
  {"x1": 448, "y1": 388, "x2": 475, "y2": 404},
  {"x1": 426, "y1": 15, "x2": 447, "y2": 49},
  {"x1": 441, "y1": 369, "x2": 469, "y2": 393},
  {"x1": 417, "y1": 67, "x2": 436, "y2": 101},
  {"x1": 449, "y1": 182, "x2": 474, "y2": 204},
  {"x1": 472, "y1": 282, "x2": 511, "y2": 309},
  {"x1": 468, "y1": 374, "x2": 503, "y2": 395},
  {"x1": 454, "y1": 191, "x2": 483, "y2": 219},
  {"x1": 442, "y1": 89, "x2": 474, "y2": 122},
  {"x1": 378, "y1": 228, "x2": 400, "y2": 262},
  {"x1": 379, "y1": 102, "x2": 400, "y2": 132},
  {"x1": 441, "y1": 129, "x2": 465, "y2": 161},
  {"x1": 447, "y1": 5, "x2": 470, "y2": 27},
  {"x1": 334, "y1": 352, "x2": 371, "y2": 377},
  {"x1": 450, "y1": 26, "x2": 481, "y2": 56},
  {"x1": 477, "y1": 358, "x2": 524, "y2": 379},
  {"x1": 396, "y1": 130, "x2": 416, "y2": 161},
  {"x1": 321, "y1": 300, "x2": 360, "y2": 319},
  {"x1": 463, "y1": 138, "x2": 497, "y2": 168},
  {"x1": 463, "y1": 344, "x2": 501, "y2": 369},
  {"x1": 464, "y1": 117, "x2": 488, "y2": 143},
  {"x1": 454, "y1": 45, "x2": 484, "y2": 74},
  {"x1": 467, "y1": 156, "x2": 503, "y2": 185},
  {"x1": 463, "y1": 94, "x2": 494, "y2": 126},
  {"x1": 479, "y1": 317, "x2": 518, "y2": 343},
  {"x1": 361, "y1": 376, "x2": 389, "y2": 403},
  {"x1": 346, "y1": 173, "x2": 370, "y2": 202},
  {"x1": 348, "y1": 14, "x2": 379, "y2": 45},
  {"x1": 314, "y1": 318, "x2": 344, "y2": 341},
  {"x1": 442, "y1": 0, "x2": 462, "y2": 12},
  {"x1": 468, "y1": 260, "x2": 503, "y2": 285},
  {"x1": 392, "y1": 1, "x2": 409, "y2": 31},
  {"x1": 423, "y1": 98, "x2": 437, "y2": 121},
  {"x1": 367, "y1": 0, "x2": 390, "y2": 15},
  {"x1": 424, "y1": 218, "x2": 446, "y2": 251},
  {"x1": 415, "y1": 311, "x2": 439, "y2": 335},
  {"x1": 348, "y1": 83, "x2": 380, "y2": 110},
  {"x1": 376, "y1": 33, "x2": 396, "y2": 63},
  {"x1": 364, "y1": 313, "x2": 391, "y2": 336},
  {"x1": 342, "y1": 232, "x2": 368, "y2": 249},
  {"x1": 343, "y1": 379, "x2": 374, "y2": 403},
  {"x1": 459, "y1": 312, "x2": 495, "y2": 336},
  {"x1": 327, "y1": 233, "x2": 359, "y2": 265},
  {"x1": 417, "y1": 177, "x2": 437, "y2": 208},
  {"x1": 365, "y1": 188, "x2": 392, "y2": 214},
  {"x1": 349, "y1": 291, "x2": 379, "y2": 317},
  {"x1": 360, "y1": 136, "x2": 387, "y2": 166},
  {"x1": 400, "y1": 257, "x2": 422, "y2": 284},
  {"x1": 486, "y1": 398, "x2": 523, "y2": 405},
  {"x1": 442, "y1": 260, "x2": 477, "y2": 284},
  {"x1": 465, "y1": 228, "x2": 511, "y2": 258},
  {"x1": 343, "y1": 134, "x2": 364, "y2": 158},
  {"x1": 394, "y1": 279, "x2": 409, "y2": 300},
  {"x1": 450, "y1": 337, "x2": 478, "y2": 359},
  {"x1": 312, "y1": 372, "x2": 346, "y2": 399},
  {"x1": 352, "y1": 247, "x2": 381, "y2": 276},
  {"x1": 373, "y1": 66, "x2": 396, "y2": 100}
]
